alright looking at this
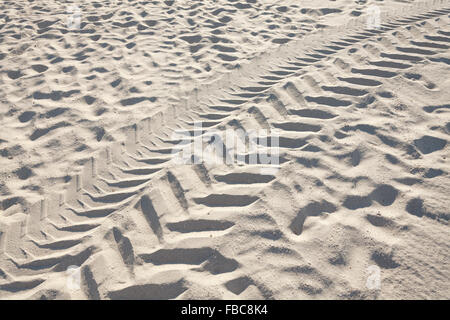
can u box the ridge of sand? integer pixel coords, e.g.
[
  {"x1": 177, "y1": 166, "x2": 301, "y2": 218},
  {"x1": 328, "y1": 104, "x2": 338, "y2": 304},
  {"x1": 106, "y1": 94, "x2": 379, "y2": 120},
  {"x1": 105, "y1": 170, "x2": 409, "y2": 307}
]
[{"x1": 0, "y1": 0, "x2": 449, "y2": 299}]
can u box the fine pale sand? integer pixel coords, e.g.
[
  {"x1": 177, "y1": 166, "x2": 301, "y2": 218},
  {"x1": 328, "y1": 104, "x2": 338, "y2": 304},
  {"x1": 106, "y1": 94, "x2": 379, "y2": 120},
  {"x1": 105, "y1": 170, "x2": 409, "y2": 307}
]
[{"x1": 0, "y1": 0, "x2": 449, "y2": 299}]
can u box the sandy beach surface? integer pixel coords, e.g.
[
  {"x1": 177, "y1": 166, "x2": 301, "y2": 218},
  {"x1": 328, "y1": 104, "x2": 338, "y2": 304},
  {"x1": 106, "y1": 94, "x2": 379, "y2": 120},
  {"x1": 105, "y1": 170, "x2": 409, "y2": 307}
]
[{"x1": 0, "y1": 0, "x2": 449, "y2": 299}]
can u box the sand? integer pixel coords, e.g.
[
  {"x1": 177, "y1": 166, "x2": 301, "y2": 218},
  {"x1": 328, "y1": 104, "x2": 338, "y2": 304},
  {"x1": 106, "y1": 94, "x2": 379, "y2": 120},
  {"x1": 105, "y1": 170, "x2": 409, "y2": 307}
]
[{"x1": 0, "y1": 0, "x2": 449, "y2": 299}]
